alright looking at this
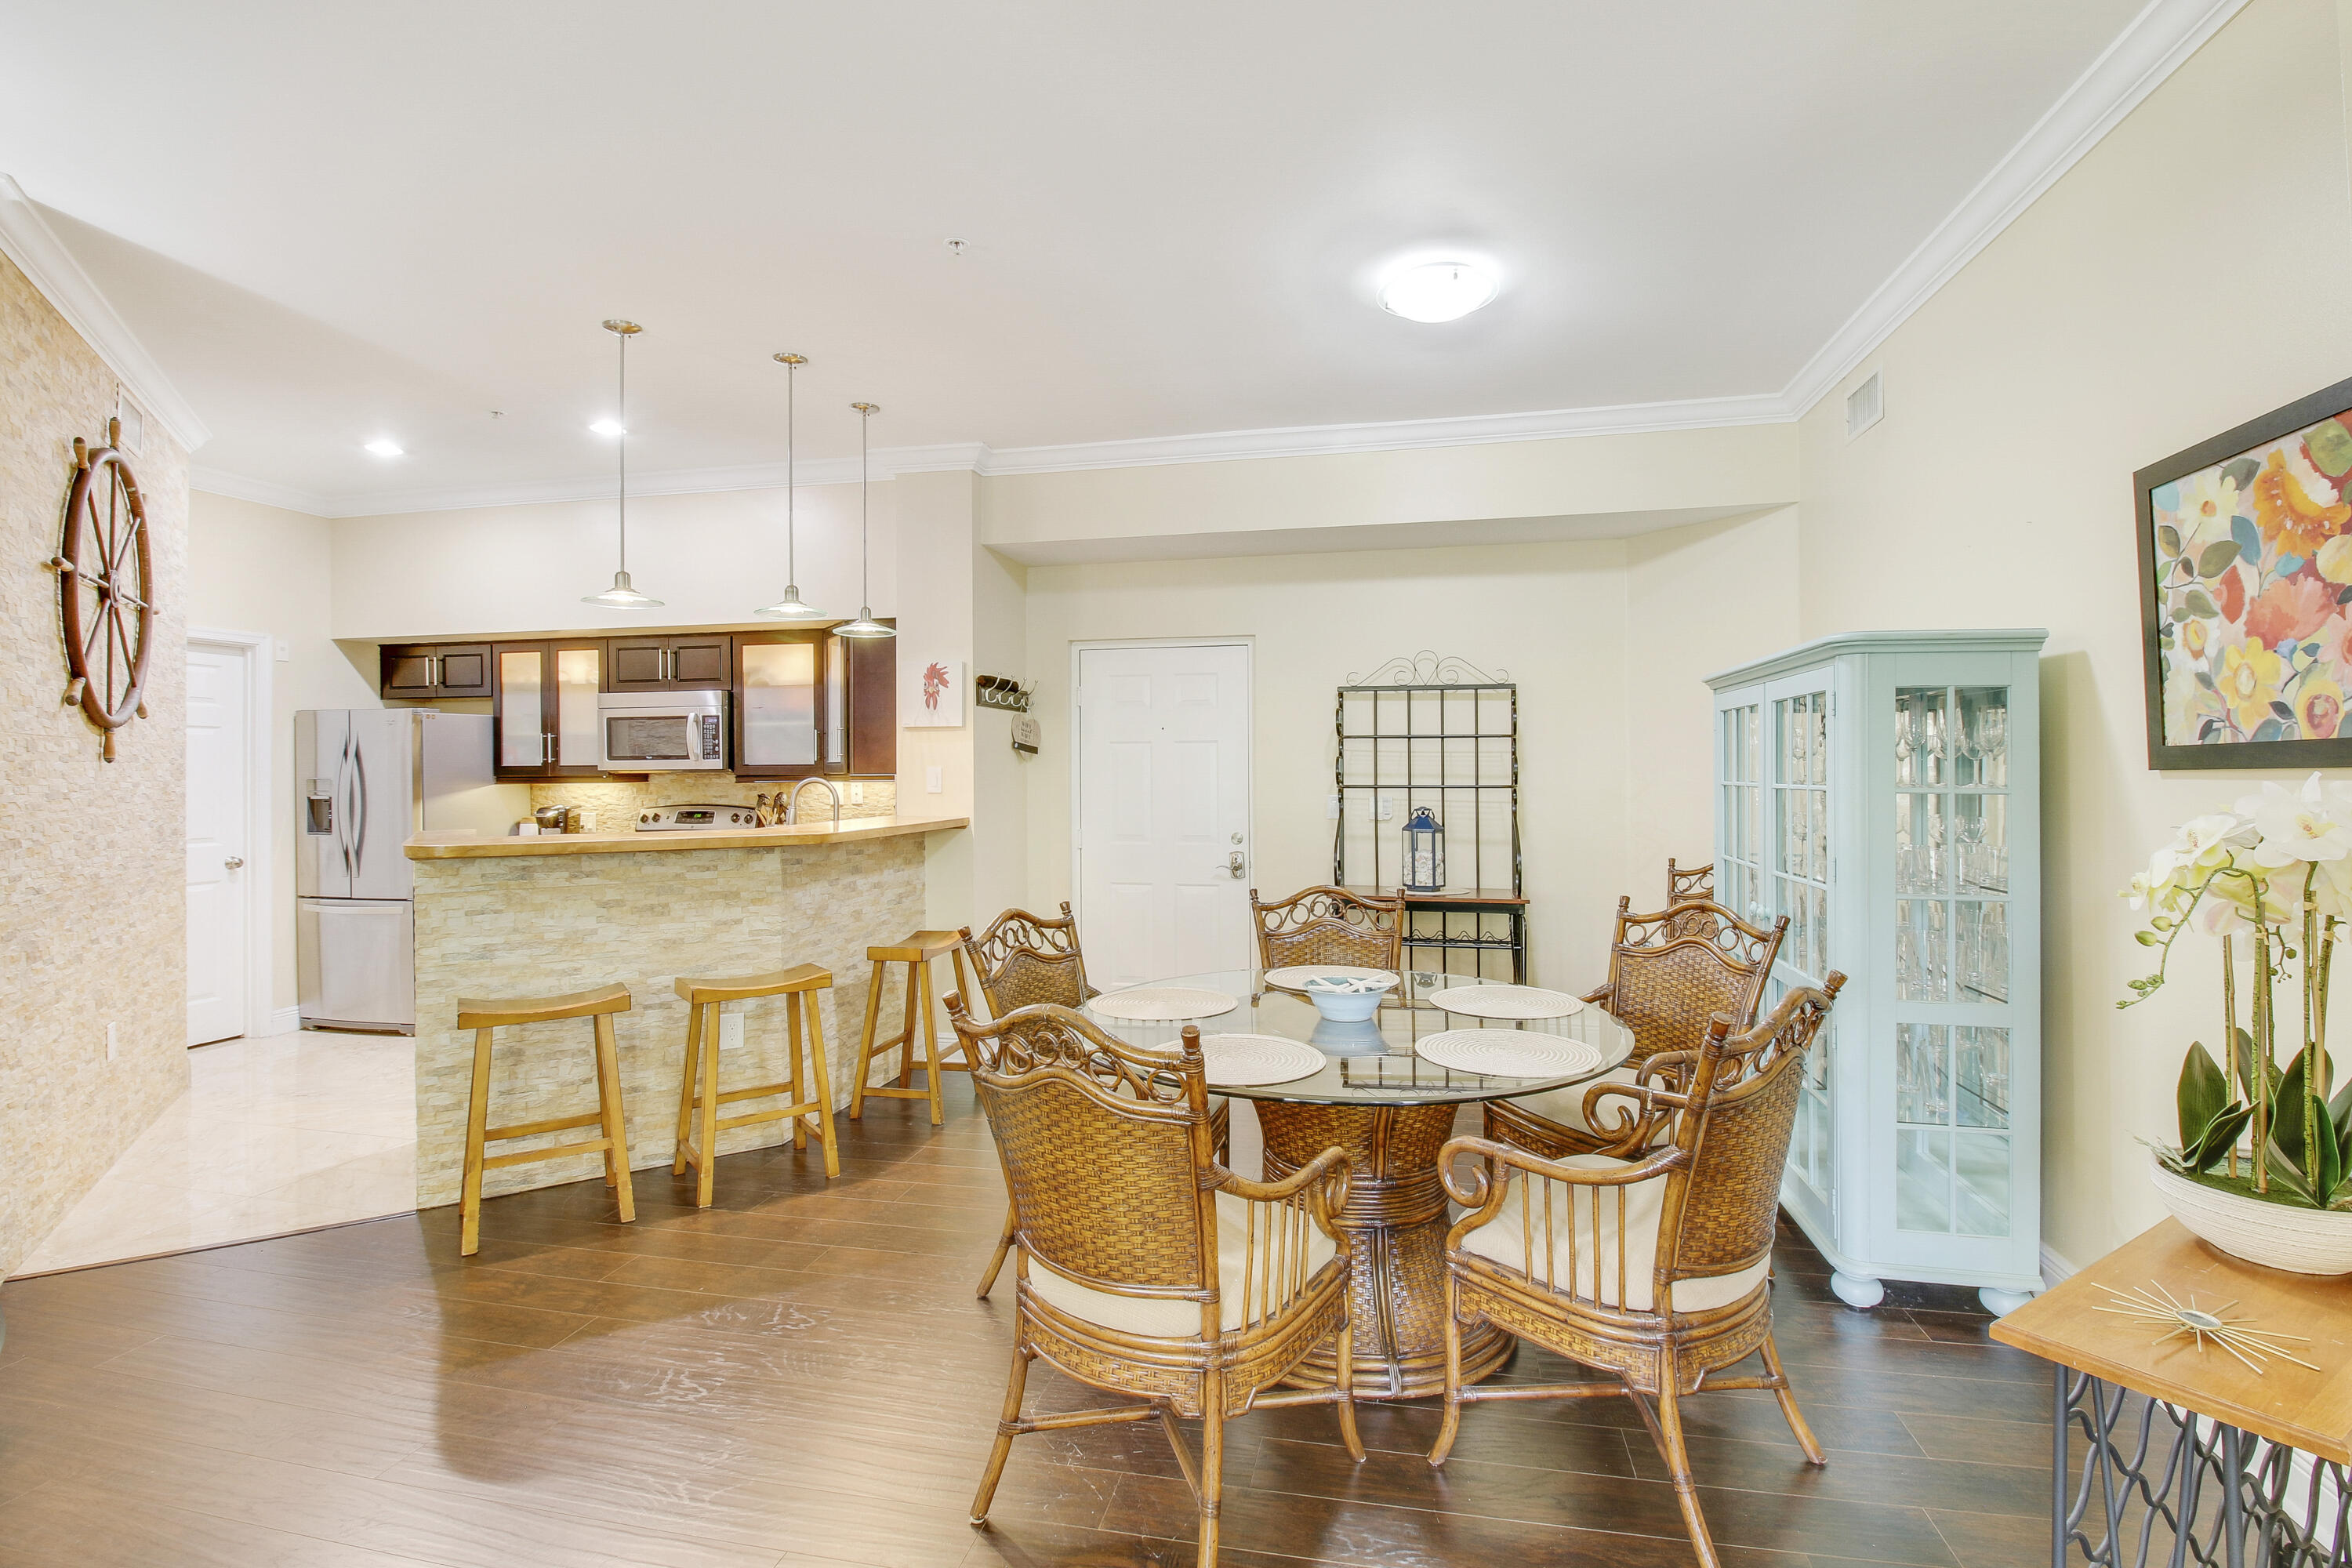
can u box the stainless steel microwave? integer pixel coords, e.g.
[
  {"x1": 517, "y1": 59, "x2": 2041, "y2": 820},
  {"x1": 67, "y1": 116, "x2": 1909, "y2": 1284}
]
[{"x1": 597, "y1": 689, "x2": 728, "y2": 771}]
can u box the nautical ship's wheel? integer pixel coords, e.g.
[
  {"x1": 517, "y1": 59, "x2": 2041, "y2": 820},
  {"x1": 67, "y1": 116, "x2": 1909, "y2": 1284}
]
[{"x1": 55, "y1": 419, "x2": 154, "y2": 761}]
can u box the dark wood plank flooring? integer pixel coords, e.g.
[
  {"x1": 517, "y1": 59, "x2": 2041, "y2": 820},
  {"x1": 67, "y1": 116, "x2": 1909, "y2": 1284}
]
[{"x1": 0, "y1": 1085, "x2": 2057, "y2": 1568}]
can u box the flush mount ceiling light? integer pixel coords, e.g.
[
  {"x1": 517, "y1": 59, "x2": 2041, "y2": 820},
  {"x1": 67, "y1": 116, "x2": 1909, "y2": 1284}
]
[
  {"x1": 833, "y1": 401, "x2": 895, "y2": 640},
  {"x1": 1377, "y1": 260, "x2": 1498, "y2": 323},
  {"x1": 753, "y1": 353, "x2": 826, "y2": 622},
  {"x1": 583, "y1": 319, "x2": 662, "y2": 610},
  {"x1": 363, "y1": 437, "x2": 404, "y2": 457},
  {"x1": 589, "y1": 417, "x2": 626, "y2": 437}
]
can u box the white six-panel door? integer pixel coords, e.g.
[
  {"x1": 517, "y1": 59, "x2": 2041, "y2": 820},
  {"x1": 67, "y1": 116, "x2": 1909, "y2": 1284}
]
[
  {"x1": 187, "y1": 643, "x2": 250, "y2": 1045},
  {"x1": 1075, "y1": 641, "x2": 1252, "y2": 988}
]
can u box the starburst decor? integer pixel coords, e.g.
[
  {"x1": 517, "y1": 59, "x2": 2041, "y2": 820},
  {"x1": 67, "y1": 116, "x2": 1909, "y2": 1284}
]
[{"x1": 2091, "y1": 1280, "x2": 2321, "y2": 1374}]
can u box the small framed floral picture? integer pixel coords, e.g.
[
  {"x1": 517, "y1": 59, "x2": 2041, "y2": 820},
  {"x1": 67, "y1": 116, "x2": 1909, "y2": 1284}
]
[{"x1": 2136, "y1": 372, "x2": 2352, "y2": 768}]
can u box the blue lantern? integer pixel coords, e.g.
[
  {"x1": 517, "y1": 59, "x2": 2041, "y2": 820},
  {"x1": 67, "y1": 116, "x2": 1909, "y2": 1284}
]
[{"x1": 1401, "y1": 804, "x2": 1445, "y2": 892}]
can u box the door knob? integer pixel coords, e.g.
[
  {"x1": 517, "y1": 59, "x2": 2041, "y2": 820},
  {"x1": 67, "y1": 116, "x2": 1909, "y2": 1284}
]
[
  {"x1": 1228, "y1": 850, "x2": 1246, "y2": 877},
  {"x1": 223, "y1": 856, "x2": 245, "y2": 870}
]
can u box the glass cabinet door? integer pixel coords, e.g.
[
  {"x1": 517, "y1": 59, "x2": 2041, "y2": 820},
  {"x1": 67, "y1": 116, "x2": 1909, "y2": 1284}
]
[
  {"x1": 1893, "y1": 684, "x2": 2013, "y2": 1240},
  {"x1": 1769, "y1": 684, "x2": 1835, "y2": 1207},
  {"x1": 495, "y1": 646, "x2": 547, "y2": 775},
  {"x1": 739, "y1": 637, "x2": 819, "y2": 771},
  {"x1": 553, "y1": 644, "x2": 602, "y2": 775},
  {"x1": 1716, "y1": 700, "x2": 1764, "y2": 927}
]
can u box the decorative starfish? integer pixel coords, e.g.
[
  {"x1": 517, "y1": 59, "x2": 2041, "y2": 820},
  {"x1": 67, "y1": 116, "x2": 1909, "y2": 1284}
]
[{"x1": 2091, "y1": 1280, "x2": 2322, "y2": 1374}]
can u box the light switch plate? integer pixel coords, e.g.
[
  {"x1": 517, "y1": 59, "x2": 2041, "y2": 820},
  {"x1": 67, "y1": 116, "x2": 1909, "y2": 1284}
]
[
  {"x1": 274, "y1": 638, "x2": 291, "y2": 662},
  {"x1": 926, "y1": 766, "x2": 943, "y2": 793},
  {"x1": 1327, "y1": 794, "x2": 1341, "y2": 820}
]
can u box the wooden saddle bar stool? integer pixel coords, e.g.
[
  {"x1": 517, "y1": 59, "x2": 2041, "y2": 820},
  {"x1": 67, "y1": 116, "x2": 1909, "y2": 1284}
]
[
  {"x1": 1432, "y1": 976, "x2": 1846, "y2": 1568},
  {"x1": 1248, "y1": 884, "x2": 1404, "y2": 974},
  {"x1": 850, "y1": 929, "x2": 965, "y2": 1127},
  {"x1": 1486, "y1": 895, "x2": 1785, "y2": 1160},
  {"x1": 949, "y1": 997, "x2": 1363, "y2": 1568},
  {"x1": 454, "y1": 982, "x2": 636, "y2": 1257},
  {"x1": 672, "y1": 963, "x2": 841, "y2": 1205}
]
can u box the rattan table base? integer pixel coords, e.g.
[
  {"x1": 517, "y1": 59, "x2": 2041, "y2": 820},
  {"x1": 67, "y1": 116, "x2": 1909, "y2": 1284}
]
[{"x1": 1256, "y1": 1100, "x2": 1514, "y2": 1400}]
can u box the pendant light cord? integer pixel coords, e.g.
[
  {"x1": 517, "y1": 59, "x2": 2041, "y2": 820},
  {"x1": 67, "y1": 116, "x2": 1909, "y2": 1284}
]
[
  {"x1": 786, "y1": 358, "x2": 796, "y2": 585},
  {"x1": 616, "y1": 329, "x2": 629, "y2": 574},
  {"x1": 859, "y1": 405, "x2": 870, "y2": 606}
]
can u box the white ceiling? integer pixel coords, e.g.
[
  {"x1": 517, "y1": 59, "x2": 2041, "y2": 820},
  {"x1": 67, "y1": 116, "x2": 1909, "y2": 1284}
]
[{"x1": 0, "y1": 1, "x2": 2161, "y2": 513}]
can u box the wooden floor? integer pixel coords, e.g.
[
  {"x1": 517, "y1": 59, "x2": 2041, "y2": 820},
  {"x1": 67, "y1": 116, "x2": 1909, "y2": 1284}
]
[{"x1": 0, "y1": 1083, "x2": 2058, "y2": 1568}]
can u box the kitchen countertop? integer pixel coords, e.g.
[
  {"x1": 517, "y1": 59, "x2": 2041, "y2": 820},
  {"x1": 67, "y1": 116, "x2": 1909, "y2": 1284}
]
[{"x1": 403, "y1": 814, "x2": 969, "y2": 859}]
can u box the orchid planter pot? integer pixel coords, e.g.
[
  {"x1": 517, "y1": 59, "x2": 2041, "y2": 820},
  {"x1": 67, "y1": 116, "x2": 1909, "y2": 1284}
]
[{"x1": 2150, "y1": 1156, "x2": 2352, "y2": 1276}]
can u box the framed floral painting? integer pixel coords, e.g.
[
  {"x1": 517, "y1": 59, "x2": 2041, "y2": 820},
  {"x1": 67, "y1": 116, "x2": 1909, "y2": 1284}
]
[{"x1": 2136, "y1": 373, "x2": 2352, "y2": 768}]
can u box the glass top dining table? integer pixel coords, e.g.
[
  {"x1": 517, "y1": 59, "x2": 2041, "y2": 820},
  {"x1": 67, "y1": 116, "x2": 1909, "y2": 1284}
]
[
  {"x1": 1078, "y1": 967, "x2": 1636, "y2": 1399},
  {"x1": 1079, "y1": 968, "x2": 1635, "y2": 1105}
]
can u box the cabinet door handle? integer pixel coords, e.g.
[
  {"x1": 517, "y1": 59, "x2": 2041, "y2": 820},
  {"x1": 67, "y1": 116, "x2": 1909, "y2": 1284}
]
[
  {"x1": 543, "y1": 731, "x2": 554, "y2": 766},
  {"x1": 429, "y1": 654, "x2": 441, "y2": 689}
]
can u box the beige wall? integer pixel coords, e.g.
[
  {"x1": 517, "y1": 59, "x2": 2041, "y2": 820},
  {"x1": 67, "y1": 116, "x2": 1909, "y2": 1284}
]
[
  {"x1": 1624, "y1": 506, "x2": 1805, "y2": 888},
  {"x1": 0, "y1": 252, "x2": 191, "y2": 1279},
  {"x1": 1022, "y1": 539, "x2": 1634, "y2": 989},
  {"x1": 328, "y1": 479, "x2": 890, "y2": 642},
  {"x1": 981, "y1": 422, "x2": 1799, "y2": 559},
  {"x1": 1795, "y1": 0, "x2": 2352, "y2": 1267},
  {"x1": 187, "y1": 491, "x2": 379, "y2": 1017}
]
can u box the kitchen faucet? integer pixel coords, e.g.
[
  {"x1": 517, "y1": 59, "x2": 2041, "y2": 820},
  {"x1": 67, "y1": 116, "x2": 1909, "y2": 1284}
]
[{"x1": 782, "y1": 776, "x2": 842, "y2": 827}]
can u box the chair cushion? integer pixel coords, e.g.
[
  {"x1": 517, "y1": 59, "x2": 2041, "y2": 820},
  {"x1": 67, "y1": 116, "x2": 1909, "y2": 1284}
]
[
  {"x1": 1457, "y1": 1154, "x2": 1769, "y2": 1314},
  {"x1": 1508, "y1": 1065, "x2": 1643, "y2": 1136},
  {"x1": 1026, "y1": 1191, "x2": 1338, "y2": 1338}
]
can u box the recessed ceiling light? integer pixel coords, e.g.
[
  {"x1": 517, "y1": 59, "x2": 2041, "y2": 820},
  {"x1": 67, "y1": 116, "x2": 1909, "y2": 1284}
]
[
  {"x1": 363, "y1": 437, "x2": 404, "y2": 457},
  {"x1": 1377, "y1": 261, "x2": 1498, "y2": 323},
  {"x1": 589, "y1": 418, "x2": 626, "y2": 437}
]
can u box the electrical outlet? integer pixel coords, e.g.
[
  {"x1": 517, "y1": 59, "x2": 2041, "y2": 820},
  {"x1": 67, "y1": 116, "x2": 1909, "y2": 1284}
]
[
  {"x1": 105, "y1": 1021, "x2": 118, "y2": 1061},
  {"x1": 850, "y1": 782, "x2": 865, "y2": 805},
  {"x1": 1377, "y1": 794, "x2": 1397, "y2": 822},
  {"x1": 927, "y1": 766, "x2": 943, "y2": 794},
  {"x1": 1327, "y1": 794, "x2": 1341, "y2": 820},
  {"x1": 719, "y1": 1011, "x2": 745, "y2": 1052}
]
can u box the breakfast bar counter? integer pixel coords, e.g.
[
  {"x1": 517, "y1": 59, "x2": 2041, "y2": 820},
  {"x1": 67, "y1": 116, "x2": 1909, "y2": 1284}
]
[{"x1": 402, "y1": 815, "x2": 967, "y2": 1209}]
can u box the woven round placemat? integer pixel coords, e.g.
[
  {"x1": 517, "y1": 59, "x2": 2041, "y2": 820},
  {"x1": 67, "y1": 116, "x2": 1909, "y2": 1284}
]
[
  {"x1": 1414, "y1": 1029, "x2": 1601, "y2": 1079},
  {"x1": 1427, "y1": 984, "x2": 1584, "y2": 1020},
  {"x1": 1197, "y1": 1033, "x2": 1326, "y2": 1087},
  {"x1": 1090, "y1": 985, "x2": 1240, "y2": 1022}
]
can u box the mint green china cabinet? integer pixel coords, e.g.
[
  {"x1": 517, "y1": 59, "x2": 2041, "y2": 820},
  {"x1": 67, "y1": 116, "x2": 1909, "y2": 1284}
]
[{"x1": 1708, "y1": 630, "x2": 2045, "y2": 1315}]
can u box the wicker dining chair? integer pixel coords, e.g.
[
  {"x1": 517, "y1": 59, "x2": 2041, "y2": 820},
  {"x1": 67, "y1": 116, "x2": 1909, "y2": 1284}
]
[
  {"x1": 1665, "y1": 858, "x2": 1714, "y2": 906},
  {"x1": 957, "y1": 903, "x2": 1229, "y2": 1297},
  {"x1": 1431, "y1": 976, "x2": 1846, "y2": 1568},
  {"x1": 1484, "y1": 897, "x2": 1785, "y2": 1161},
  {"x1": 949, "y1": 996, "x2": 1362, "y2": 1568},
  {"x1": 1249, "y1": 885, "x2": 1403, "y2": 974}
]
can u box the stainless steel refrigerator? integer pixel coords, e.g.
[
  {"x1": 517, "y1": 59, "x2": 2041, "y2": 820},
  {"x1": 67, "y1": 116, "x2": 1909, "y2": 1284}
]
[{"x1": 296, "y1": 709, "x2": 525, "y2": 1032}]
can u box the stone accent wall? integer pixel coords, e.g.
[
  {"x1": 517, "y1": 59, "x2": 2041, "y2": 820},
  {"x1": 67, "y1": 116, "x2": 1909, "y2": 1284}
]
[
  {"x1": 411, "y1": 835, "x2": 927, "y2": 1207},
  {"x1": 0, "y1": 252, "x2": 191, "y2": 1278},
  {"x1": 528, "y1": 775, "x2": 897, "y2": 833}
]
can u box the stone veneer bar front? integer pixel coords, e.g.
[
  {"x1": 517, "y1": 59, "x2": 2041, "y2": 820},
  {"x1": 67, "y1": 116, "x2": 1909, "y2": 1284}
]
[{"x1": 404, "y1": 816, "x2": 967, "y2": 1208}]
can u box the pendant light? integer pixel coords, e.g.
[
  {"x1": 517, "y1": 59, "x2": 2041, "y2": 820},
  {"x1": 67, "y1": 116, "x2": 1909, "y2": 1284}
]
[
  {"x1": 753, "y1": 352, "x2": 825, "y2": 620},
  {"x1": 833, "y1": 400, "x2": 895, "y2": 639},
  {"x1": 583, "y1": 318, "x2": 662, "y2": 608}
]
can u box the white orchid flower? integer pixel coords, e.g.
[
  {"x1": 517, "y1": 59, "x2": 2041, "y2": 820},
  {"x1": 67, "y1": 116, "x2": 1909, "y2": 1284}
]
[
  {"x1": 2148, "y1": 812, "x2": 2258, "y2": 883},
  {"x1": 2239, "y1": 772, "x2": 2352, "y2": 867}
]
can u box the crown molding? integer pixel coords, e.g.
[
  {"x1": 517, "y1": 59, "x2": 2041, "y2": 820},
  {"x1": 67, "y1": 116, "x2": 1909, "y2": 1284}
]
[
  {"x1": 190, "y1": 465, "x2": 336, "y2": 515},
  {"x1": 0, "y1": 174, "x2": 211, "y2": 454},
  {"x1": 1778, "y1": 0, "x2": 2249, "y2": 416}
]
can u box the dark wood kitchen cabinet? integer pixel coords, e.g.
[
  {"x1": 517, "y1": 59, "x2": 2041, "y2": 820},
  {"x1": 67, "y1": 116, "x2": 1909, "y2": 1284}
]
[
  {"x1": 379, "y1": 641, "x2": 493, "y2": 699},
  {"x1": 606, "y1": 634, "x2": 731, "y2": 691},
  {"x1": 490, "y1": 640, "x2": 608, "y2": 779},
  {"x1": 831, "y1": 628, "x2": 896, "y2": 777}
]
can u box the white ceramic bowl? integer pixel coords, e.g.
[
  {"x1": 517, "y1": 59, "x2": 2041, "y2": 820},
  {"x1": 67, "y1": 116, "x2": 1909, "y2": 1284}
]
[
  {"x1": 1302, "y1": 973, "x2": 1396, "y2": 1023},
  {"x1": 2150, "y1": 1156, "x2": 2352, "y2": 1275}
]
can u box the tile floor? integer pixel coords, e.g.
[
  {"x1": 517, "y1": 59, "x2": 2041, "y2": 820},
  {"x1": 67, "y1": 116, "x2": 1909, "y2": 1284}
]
[{"x1": 11, "y1": 1029, "x2": 416, "y2": 1278}]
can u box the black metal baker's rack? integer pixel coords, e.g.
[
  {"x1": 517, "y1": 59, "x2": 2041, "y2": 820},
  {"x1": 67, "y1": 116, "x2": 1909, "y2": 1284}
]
[{"x1": 1331, "y1": 652, "x2": 1525, "y2": 989}]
